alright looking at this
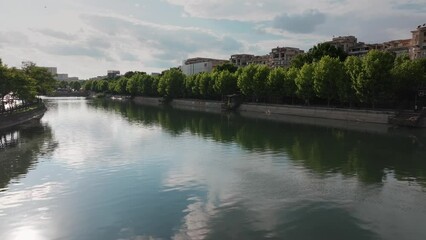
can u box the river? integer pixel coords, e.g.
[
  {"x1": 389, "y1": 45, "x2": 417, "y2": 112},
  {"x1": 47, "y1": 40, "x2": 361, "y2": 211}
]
[{"x1": 1, "y1": 97, "x2": 426, "y2": 240}]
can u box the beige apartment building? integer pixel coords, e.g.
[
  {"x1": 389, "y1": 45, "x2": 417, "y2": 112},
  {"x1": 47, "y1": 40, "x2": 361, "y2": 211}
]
[
  {"x1": 270, "y1": 47, "x2": 304, "y2": 67},
  {"x1": 410, "y1": 24, "x2": 426, "y2": 59},
  {"x1": 326, "y1": 36, "x2": 358, "y2": 53},
  {"x1": 331, "y1": 24, "x2": 426, "y2": 59},
  {"x1": 230, "y1": 54, "x2": 255, "y2": 67},
  {"x1": 230, "y1": 46, "x2": 303, "y2": 68},
  {"x1": 250, "y1": 55, "x2": 271, "y2": 66},
  {"x1": 230, "y1": 54, "x2": 271, "y2": 67}
]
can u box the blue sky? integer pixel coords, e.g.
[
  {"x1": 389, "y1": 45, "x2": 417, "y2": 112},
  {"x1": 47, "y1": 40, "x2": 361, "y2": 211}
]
[{"x1": 0, "y1": 0, "x2": 425, "y2": 78}]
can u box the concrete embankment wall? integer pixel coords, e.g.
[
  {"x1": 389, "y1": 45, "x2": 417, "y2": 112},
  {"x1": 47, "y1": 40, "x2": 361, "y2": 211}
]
[
  {"x1": 0, "y1": 106, "x2": 46, "y2": 130},
  {"x1": 132, "y1": 97, "x2": 397, "y2": 125},
  {"x1": 238, "y1": 103, "x2": 396, "y2": 124},
  {"x1": 170, "y1": 99, "x2": 222, "y2": 113},
  {"x1": 133, "y1": 97, "x2": 223, "y2": 113},
  {"x1": 133, "y1": 97, "x2": 162, "y2": 106}
]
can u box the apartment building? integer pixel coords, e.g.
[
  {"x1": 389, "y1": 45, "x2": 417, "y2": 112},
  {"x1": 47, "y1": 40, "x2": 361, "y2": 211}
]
[
  {"x1": 230, "y1": 54, "x2": 255, "y2": 67},
  {"x1": 270, "y1": 47, "x2": 304, "y2": 67},
  {"x1": 107, "y1": 70, "x2": 120, "y2": 78},
  {"x1": 410, "y1": 24, "x2": 426, "y2": 59},
  {"x1": 326, "y1": 36, "x2": 358, "y2": 53},
  {"x1": 250, "y1": 55, "x2": 271, "y2": 66}
]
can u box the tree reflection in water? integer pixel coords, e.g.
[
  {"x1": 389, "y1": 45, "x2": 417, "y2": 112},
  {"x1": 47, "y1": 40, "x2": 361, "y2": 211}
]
[
  {"x1": 89, "y1": 99, "x2": 426, "y2": 186},
  {"x1": 0, "y1": 122, "x2": 57, "y2": 190}
]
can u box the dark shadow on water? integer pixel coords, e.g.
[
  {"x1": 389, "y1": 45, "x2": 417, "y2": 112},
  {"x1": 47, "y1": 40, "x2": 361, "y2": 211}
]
[
  {"x1": 88, "y1": 99, "x2": 426, "y2": 186},
  {"x1": 0, "y1": 121, "x2": 57, "y2": 190}
]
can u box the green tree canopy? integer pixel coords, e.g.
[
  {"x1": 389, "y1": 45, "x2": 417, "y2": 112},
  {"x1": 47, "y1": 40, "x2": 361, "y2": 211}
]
[
  {"x1": 214, "y1": 70, "x2": 238, "y2": 97},
  {"x1": 308, "y1": 43, "x2": 348, "y2": 62},
  {"x1": 237, "y1": 64, "x2": 257, "y2": 97},
  {"x1": 214, "y1": 62, "x2": 238, "y2": 73},
  {"x1": 355, "y1": 50, "x2": 395, "y2": 107},
  {"x1": 22, "y1": 63, "x2": 57, "y2": 95},
  {"x1": 391, "y1": 58, "x2": 425, "y2": 101},
  {"x1": 158, "y1": 68, "x2": 185, "y2": 98},
  {"x1": 295, "y1": 63, "x2": 315, "y2": 104},
  {"x1": 115, "y1": 77, "x2": 129, "y2": 94},
  {"x1": 285, "y1": 67, "x2": 299, "y2": 100},
  {"x1": 313, "y1": 56, "x2": 345, "y2": 105},
  {"x1": 267, "y1": 67, "x2": 286, "y2": 99}
]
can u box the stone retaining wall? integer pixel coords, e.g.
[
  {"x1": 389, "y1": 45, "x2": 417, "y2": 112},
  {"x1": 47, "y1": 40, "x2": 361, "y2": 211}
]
[
  {"x1": 239, "y1": 103, "x2": 396, "y2": 124},
  {"x1": 0, "y1": 106, "x2": 47, "y2": 130},
  {"x1": 170, "y1": 99, "x2": 222, "y2": 113},
  {"x1": 132, "y1": 97, "x2": 398, "y2": 125},
  {"x1": 133, "y1": 97, "x2": 163, "y2": 106}
]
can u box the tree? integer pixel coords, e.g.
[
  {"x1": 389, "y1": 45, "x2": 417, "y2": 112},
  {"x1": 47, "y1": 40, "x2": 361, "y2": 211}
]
[
  {"x1": 391, "y1": 58, "x2": 425, "y2": 102},
  {"x1": 7, "y1": 67, "x2": 37, "y2": 102},
  {"x1": 237, "y1": 64, "x2": 257, "y2": 97},
  {"x1": 83, "y1": 81, "x2": 93, "y2": 91},
  {"x1": 58, "y1": 81, "x2": 68, "y2": 89},
  {"x1": 267, "y1": 67, "x2": 286, "y2": 101},
  {"x1": 295, "y1": 63, "x2": 315, "y2": 104},
  {"x1": 115, "y1": 77, "x2": 129, "y2": 94},
  {"x1": 214, "y1": 70, "x2": 238, "y2": 98},
  {"x1": 308, "y1": 43, "x2": 348, "y2": 62},
  {"x1": 253, "y1": 65, "x2": 270, "y2": 100},
  {"x1": 285, "y1": 67, "x2": 299, "y2": 103},
  {"x1": 158, "y1": 68, "x2": 185, "y2": 98},
  {"x1": 355, "y1": 50, "x2": 395, "y2": 107},
  {"x1": 140, "y1": 74, "x2": 155, "y2": 96},
  {"x1": 344, "y1": 56, "x2": 363, "y2": 105},
  {"x1": 126, "y1": 75, "x2": 142, "y2": 96},
  {"x1": 198, "y1": 72, "x2": 214, "y2": 98},
  {"x1": 237, "y1": 64, "x2": 269, "y2": 101},
  {"x1": 0, "y1": 61, "x2": 12, "y2": 110},
  {"x1": 22, "y1": 63, "x2": 57, "y2": 95},
  {"x1": 70, "y1": 81, "x2": 81, "y2": 91},
  {"x1": 1, "y1": 63, "x2": 37, "y2": 110},
  {"x1": 97, "y1": 80, "x2": 109, "y2": 92},
  {"x1": 214, "y1": 62, "x2": 238, "y2": 73},
  {"x1": 290, "y1": 53, "x2": 312, "y2": 68},
  {"x1": 184, "y1": 74, "x2": 197, "y2": 98},
  {"x1": 313, "y1": 56, "x2": 345, "y2": 105}
]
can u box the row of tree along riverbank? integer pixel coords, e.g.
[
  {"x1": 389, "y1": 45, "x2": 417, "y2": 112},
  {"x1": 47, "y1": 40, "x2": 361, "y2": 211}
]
[
  {"x1": 0, "y1": 59, "x2": 56, "y2": 128},
  {"x1": 84, "y1": 48, "x2": 426, "y2": 110}
]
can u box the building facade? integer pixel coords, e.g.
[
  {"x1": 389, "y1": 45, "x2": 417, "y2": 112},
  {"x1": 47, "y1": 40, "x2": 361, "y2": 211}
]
[
  {"x1": 181, "y1": 57, "x2": 228, "y2": 75},
  {"x1": 250, "y1": 55, "x2": 271, "y2": 66},
  {"x1": 270, "y1": 47, "x2": 304, "y2": 67},
  {"x1": 410, "y1": 24, "x2": 426, "y2": 59},
  {"x1": 45, "y1": 67, "x2": 57, "y2": 76},
  {"x1": 107, "y1": 70, "x2": 120, "y2": 78},
  {"x1": 326, "y1": 36, "x2": 358, "y2": 53},
  {"x1": 230, "y1": 54, "x2": 255, "y2": 67},
  {"x1": 335, "y1": 24, "x2": 426, "y2": 59}
]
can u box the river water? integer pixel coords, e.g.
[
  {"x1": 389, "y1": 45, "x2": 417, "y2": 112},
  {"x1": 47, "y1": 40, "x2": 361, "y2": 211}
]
[{"x1": 1, "y1": 97, "x2": 426, "y2": 240}]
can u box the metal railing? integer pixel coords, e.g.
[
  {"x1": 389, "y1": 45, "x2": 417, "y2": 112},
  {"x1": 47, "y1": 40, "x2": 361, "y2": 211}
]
[{"x1": 0, "y1": 98, "x2": 43, "y2": 116}]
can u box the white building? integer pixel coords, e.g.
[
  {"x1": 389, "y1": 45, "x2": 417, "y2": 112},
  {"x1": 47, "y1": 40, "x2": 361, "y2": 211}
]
[{"x1": 181, "y1": 57, "x2": 228, "y2": 75}]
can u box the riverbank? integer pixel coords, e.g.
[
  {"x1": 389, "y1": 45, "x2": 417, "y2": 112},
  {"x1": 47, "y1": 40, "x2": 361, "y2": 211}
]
[
  {"x1": 132, "y1": 96, "x2": 400, "y2": 125},
  {"x1": 49, "y1": 90, "x2": 89, "y2": 97},
  {"x1": 0, "y1": 103, "x2": 47, "y2": 130}
]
